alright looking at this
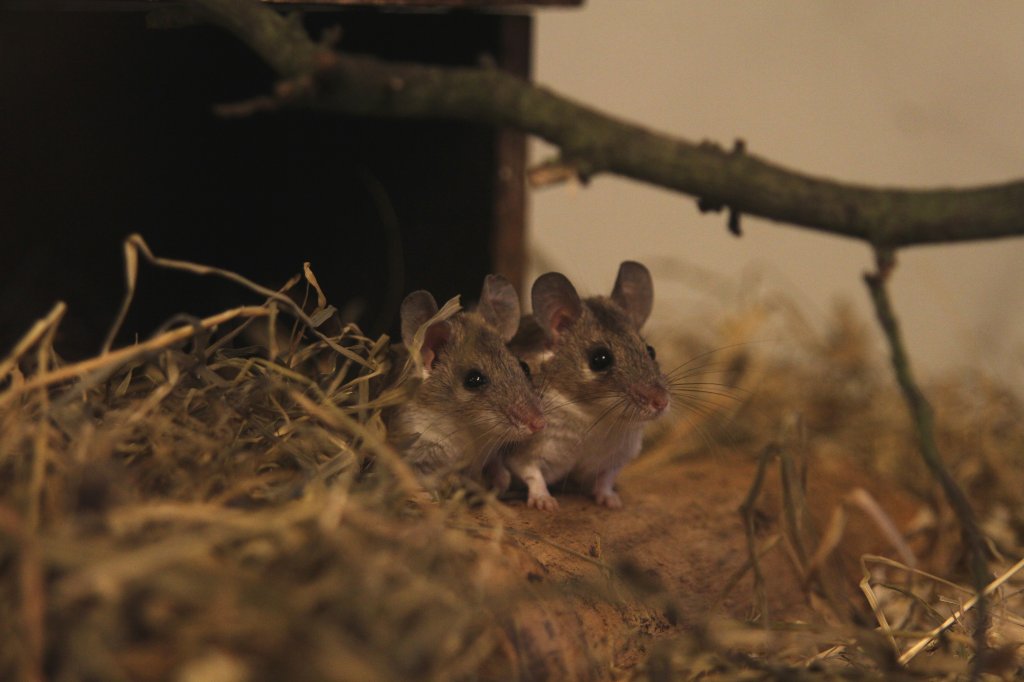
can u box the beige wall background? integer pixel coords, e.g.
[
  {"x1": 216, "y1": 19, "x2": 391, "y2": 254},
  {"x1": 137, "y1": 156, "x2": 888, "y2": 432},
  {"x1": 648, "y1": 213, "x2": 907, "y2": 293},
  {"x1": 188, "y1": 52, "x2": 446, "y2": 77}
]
[{"x1": 528, "y1": 1, "x2": 1024, "y2": 386}]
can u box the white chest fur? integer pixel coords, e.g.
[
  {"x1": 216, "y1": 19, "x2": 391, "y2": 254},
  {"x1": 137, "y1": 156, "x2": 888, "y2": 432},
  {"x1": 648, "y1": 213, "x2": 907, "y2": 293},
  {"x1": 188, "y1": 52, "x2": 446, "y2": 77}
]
[{"x1": 527, "y1": 389, "x2": 644, "y2": 485}]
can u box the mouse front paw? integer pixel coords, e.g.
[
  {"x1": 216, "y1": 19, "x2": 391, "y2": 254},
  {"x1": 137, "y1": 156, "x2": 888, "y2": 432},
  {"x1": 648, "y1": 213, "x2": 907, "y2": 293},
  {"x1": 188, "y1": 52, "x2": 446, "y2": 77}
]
[
  {"x1": 527, "y1": 493, "x2": 560, "y2": 511},
  {"x1": 595, "y1": 490, "x2": 622, "y2": 509}
]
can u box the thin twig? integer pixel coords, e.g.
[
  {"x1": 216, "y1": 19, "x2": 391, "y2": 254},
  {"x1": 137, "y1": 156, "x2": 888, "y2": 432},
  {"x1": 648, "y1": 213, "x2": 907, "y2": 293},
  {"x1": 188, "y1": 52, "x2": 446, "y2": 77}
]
[
  {"x1": 899, "y1": 554, "x2": 1024, "y2": 666},
  {"x1": 864, "y1": 248, "x2": 990, "y2": 677},
  {"x1": 737, "y1": 443, "x2": 776, "y2": 625}
]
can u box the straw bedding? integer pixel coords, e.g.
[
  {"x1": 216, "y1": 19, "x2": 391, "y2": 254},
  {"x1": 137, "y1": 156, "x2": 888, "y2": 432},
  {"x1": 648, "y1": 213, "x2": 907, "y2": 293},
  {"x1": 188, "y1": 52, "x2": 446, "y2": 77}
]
[{"x1": 2, "y1": 239, "x2": 1023, "y2": 681}]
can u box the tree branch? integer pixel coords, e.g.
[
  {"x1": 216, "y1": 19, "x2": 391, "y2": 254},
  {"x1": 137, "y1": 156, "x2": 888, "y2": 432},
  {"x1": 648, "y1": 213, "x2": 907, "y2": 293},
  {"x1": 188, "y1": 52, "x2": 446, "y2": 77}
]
[
  {"x1": 160, "y1": 0, "x2": 1024, "y2": 249},
  {"x1": 152, "y1": 0, "x2": 320, "y2": 76}
]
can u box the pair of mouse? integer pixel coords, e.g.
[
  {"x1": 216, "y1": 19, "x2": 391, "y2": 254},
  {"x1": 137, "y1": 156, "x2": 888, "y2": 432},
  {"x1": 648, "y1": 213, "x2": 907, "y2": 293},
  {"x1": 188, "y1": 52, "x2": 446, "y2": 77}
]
[{"x1": 386, "y1": 262, "x2": 670, "y2": 511}]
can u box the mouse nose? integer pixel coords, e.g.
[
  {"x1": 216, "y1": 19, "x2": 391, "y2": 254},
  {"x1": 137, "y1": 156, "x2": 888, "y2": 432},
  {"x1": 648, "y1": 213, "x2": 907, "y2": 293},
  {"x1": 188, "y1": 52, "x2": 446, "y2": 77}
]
[
  {"x1": 512, "y1": 404, "x2": 547, "y2": 433},
  {"x1": 635, "y1": 385, "x2": 669, "y2": 413}
]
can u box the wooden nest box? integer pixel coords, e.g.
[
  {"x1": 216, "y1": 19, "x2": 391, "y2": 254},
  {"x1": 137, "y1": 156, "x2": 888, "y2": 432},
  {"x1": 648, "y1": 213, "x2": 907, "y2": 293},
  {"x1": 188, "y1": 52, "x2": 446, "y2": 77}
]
[{"x1": 0, "y1": 0, "x2": 582, "y2": 357}]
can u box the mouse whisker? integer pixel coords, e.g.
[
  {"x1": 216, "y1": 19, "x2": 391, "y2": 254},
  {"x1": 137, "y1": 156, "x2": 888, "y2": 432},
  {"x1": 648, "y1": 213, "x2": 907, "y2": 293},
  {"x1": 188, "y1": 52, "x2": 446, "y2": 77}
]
[
  {"x1": 666, "y1": 405, "x2": 722, "y2": 455},
  {"x1": 662, "y1": 341, "x2": 756, "y2": 377},
  {"x1": 668, "y1": 388, "x2": 748, "y2": 403},
  {"x1": 666, "y1": 398, "x2": 747, "y2": 452},
  {"x1": 669, "y1": 378, "x2": 749, "y2": 391},
  {"x1": 666, "y1": 364, "x2": 739, "y2": 383},
  {"x1": 584, "y1": 397, "x2": 631, "y2": 436},
  {"x1": 668, "y1": 385, "x2": 748, "y2": 403},
  {"x1": 668, "y1": 395, "x2": 722, "y2": 420}
]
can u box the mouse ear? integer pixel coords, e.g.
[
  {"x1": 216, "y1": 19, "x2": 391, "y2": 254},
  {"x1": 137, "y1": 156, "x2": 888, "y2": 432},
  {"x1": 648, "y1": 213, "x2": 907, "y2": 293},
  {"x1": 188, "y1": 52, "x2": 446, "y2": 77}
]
[
  {"x1": 477, "y1": 274, "x2": 521, "y2": 342},
  {"x1": 401, "y1": 291, "x2": 451, "y2": 369},
  {"x1": 532, "y1": 272, "x2": 583, "y2": 342},
  {"x1": 610, "y1": 261, "x2": 653, "y2": 330}
]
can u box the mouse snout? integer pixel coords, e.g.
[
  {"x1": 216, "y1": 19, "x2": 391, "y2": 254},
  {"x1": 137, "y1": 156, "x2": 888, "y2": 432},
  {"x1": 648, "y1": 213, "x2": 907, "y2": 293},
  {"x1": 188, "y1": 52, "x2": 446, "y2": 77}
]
[
  {"x1": 632, "y1": 384, "x2": 669, "y2": 415},
  {"x1": 526, "y1": 413, "x2": 547, "y2": 433},
  {"x1": 510, "y1": 403, "x2": 547, "y2": 433}
]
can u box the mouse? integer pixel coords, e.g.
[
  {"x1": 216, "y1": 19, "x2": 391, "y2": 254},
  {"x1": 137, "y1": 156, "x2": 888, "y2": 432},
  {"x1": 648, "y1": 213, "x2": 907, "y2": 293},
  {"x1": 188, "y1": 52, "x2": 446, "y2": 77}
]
[
  {"x1": 499, "y1": 261, "x2": 669, "y2": 510},
  {"x1": 387, "y1": 274, "x2": 547, "y2": 484}
]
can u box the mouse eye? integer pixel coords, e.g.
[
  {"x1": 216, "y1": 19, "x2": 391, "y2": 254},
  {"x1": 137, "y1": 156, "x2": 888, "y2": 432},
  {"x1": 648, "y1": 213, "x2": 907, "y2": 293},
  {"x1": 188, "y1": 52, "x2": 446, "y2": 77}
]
[
  {"x1": 463, "y1": 369, "x2": 489, "y2": 390},
  {"x1": 588, "y1": 347, "x2": 614, "y2": 372},
  {"x1": 519, "y1": 361, "x2": 531, "y2": 378},
  {"x1": 646, "y1": 345, "x2": 656, "y2": 360}
]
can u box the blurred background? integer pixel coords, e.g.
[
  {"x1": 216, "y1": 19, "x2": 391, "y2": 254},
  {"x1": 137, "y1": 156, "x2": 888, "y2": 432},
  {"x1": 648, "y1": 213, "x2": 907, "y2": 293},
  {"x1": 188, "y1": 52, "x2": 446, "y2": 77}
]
[
  {"x1": 2, "y1": 1, "x2": 1021, "y2": 389},
  {"x1": 528, "y1": 1, "x2": 1024, "y2": 386}
]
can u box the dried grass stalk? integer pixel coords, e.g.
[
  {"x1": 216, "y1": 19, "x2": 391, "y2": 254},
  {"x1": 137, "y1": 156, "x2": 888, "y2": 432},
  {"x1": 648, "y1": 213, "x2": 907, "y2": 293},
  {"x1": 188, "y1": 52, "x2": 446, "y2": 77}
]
[{"x1": 1, "y1": 240, "x2": 1022, "y2": 681}]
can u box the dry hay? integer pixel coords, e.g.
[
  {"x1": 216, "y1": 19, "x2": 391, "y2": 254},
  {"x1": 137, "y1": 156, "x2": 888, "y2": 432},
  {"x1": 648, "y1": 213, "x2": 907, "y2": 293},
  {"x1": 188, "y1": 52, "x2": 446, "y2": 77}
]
[{"x1": 2, "y1": 237, "x2": 1024, "y2": 681}]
